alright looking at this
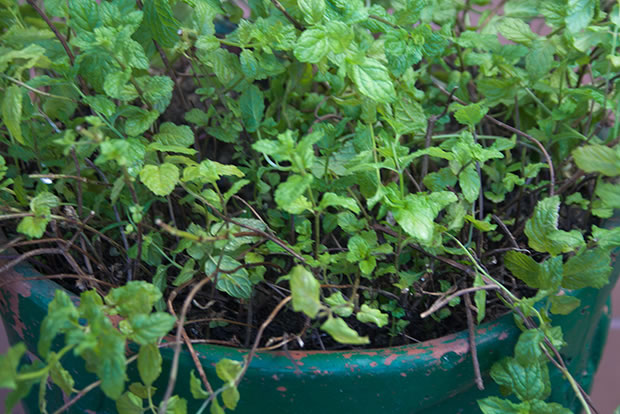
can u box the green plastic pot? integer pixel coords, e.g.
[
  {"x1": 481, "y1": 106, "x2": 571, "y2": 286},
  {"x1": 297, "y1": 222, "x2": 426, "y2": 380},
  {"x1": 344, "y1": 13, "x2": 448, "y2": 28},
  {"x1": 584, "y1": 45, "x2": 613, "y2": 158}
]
[{"x1": 1, "y1": 217, "x2": 618, "y2": 413}]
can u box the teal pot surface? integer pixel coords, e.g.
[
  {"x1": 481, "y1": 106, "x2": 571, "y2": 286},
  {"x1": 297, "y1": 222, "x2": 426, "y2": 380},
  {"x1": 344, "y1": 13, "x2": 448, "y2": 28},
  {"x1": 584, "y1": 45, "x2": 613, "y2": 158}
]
[{"x1": 1, "y1": 217, "x2": 619, "y2": 413}]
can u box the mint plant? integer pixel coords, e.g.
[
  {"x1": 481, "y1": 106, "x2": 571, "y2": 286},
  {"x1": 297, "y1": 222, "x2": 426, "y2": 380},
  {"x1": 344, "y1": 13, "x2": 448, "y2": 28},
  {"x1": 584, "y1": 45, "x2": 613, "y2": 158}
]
[{"x1": 1, "y1": 0, "x2": 619, "y2": 413}]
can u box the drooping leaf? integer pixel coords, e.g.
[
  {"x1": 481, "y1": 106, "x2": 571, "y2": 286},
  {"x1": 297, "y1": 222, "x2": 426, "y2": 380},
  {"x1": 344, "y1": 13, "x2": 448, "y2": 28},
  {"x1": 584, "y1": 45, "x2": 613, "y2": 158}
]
[
  {"x1": 190, "y1": 370, "x2": 209, "y2": 399},
  {"x1": 549, "y1": 295, "x2": 581, "y2": 315},
  {"x1": 289, "y1": 265, "x2": 321, "y2": 318},
  {"x1": 240, "y1": 84, "x2": 265, "y2": 133},
  {"x1": 356, "y1": 304, "x2": 388, "y2": 327},
  {"x1": 572, "y1": 144, "x2": 620, "y2": 177},
  {"x1": 321, "y1": 316, "x2": 370, "y2": 345},
  {"x1": 0, "y1": 343, "x2": 26, "y2": 390},
  {"x1": 2, "y1": 85, "x2": 24, "y2": 144},
  {"x1": 137, "y1": 344, "x2": 162, "y2": 386},
  {"x1": 143, "y1": 0, "x2": 180, "y2": 48},
  {"x1": 562, "y1": 247, "x2": 611, "y2": 289}
]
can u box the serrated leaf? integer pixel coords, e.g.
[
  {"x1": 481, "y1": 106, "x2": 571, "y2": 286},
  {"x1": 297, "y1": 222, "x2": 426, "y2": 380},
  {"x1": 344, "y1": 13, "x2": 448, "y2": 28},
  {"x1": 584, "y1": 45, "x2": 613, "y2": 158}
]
[
  {"x1": 104, "y1": 70, "x2": 138, "y2": 101},
  {"x1": 240, "y1": 84, "x2": 264, "y2": 133},
  {"x1": 105, "y1": 281, "x2": 162, "y2": 317},
  {"x1": 136, "y1": 76, "x2": 174, "y2": 113},
  {"x1": 526, "y1": 40, "x2": 554, "y2": 80},
  {"x1": 566, "y1": 0, "x2": 595, "y2": 33},
  {"x1": 324, "y1": 291, "x2": 353, "y2": 317},
  {"x1": 143, "y1": 0, "x2": 180, "y2": 48},
  {"x1": 124, "y1": 107, "x2": 159, "y2": 136},
  {"x1": 139, "y1": 163, "x2": 179, "y2": 196},
  {"x1": 319, "y1": 192, "x2": 360, "y2": 213},
  {"x1": 97, "y1": 329, "x2": 127, "y2": 399},
  {"x1": 298, "y1": 0, "x2": 325, "y2": 24},
  {"x1": 0, "y1": 343, "x2": 26, "y2": 390},
  {"x1": 349, "y1": 58, "x2": 396, "y2": 103},
  {"x1": 356, "y1": 304, "x2": 388, "y2": 327},
  {"x1": 163, "y1": 395, "x2": 187, "y2": 414},
  {"x1": 17, "y1": 215, "x2": 50, "y2": 239},
  {"x1": 275, "y1": 174, "x2": 314, "y2": 214},
  {"x1": 562, "y1": 247, "x2": 611, "y2": 289},
  {"x1": 321, "y1": 316, "x2": 369, "y2": 345},
  {"x1": 289, "y1": 265, "x2": 321, "y2": 318},
  {"x1": 138, "y1": 344, "x2": 162, "y2": 386},
  {"x1": 240, "y1": 49, "x2": 258, "y2": 78},
  {"x1": 453, "y1": 103, "x2": 489, "y2": 127},
  {"x1": 572, "y1": 144, "x2": 620, "y2": 177},
  {"x1": 215, "y1": 359, "x2": 242, "y2": 383},
  {"x1": 2, "y1": 85, "x2": 24, "y2": 144},
  {"x1": 477, "y1": 396, "x2": 523, "y2": 414},
  {"x1": 459, "y1": 164, "x2": 480, "y2": 203},
  {"x1": 498, "y1": 17, "x2": 537, "y2": 44},
  {"x1": 524, "y1": 196, "x2": 585, "y2": 256},
  {"x1": 592, "y1": 225, "x2": 620, "y2": 250},
  {"x1": 490, "y1": 355, "x2": 550, "y2": 402},
  {"x1": 126, "y1": 313, "x2": 176, "y2": 345},
  {"x1": 294, "y1": 26, "x2": 329, "y2": 63},
  {"x1": 392, "y1": 191, "x2": 457, "y2": 245},
  {"x1": 38, "y1": 290, "x2": 79, "y2": 358}
]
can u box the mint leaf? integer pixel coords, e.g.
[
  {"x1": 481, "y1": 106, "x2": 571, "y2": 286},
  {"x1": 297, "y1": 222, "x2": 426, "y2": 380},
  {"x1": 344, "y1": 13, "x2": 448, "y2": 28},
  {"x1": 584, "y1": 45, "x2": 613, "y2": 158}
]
[
  {"x1": 97, "y1": 329, "x2": 127, "y2": 399},
  {"x1": 526, "y1": 40, "x2": 554, "y2": 80},
  {"x1": 498, "y1": 17, "x2": 537, "y2": 45},
  {"x1": 572, "y1": 144, "x2": 620, "y2": 177},
  {"x1": 566, "y1": 0, "x2": 595, "y2": 33},
  {"x1": 139, "y1": 163, "x2": 179, "y2": 196},
  {"x1": 1, "y1": 85, "x2": 24, "y2": 144},
  {"x1": 324, "y1": 291, "x2": 353, "y2": 317},
  {"x1": 143, "y1": 0, "x2": 180, "y2": 48},
  {"x1": 298, "y1": 0, "x2": 325, "y2": 24},
  {"x1": 104, "y1": 70, "x2": 138, "y2": 101},
  {"x1": 17, "y1": 216, "x2": 50, "y2": 239},
  {"x1": 294, "y1": 26, "x2": 329, "y2": 63},
  {"x1": 524, "y1": 196, "x2": 585, "y2": 256},
  {"x1": 478, "y1": 397, "x2": 523, "y2": 414},
  {"x1": 105, "y1": 281, "x2": 162, "y2": 317},
  {"x1": 240, "y1": 84, "x2": 264, "y2": 133},
  {"x1": 0, "y1": 343, "x2": 26, "y2": 389},
  {"x1": 549, "y1": 295, "x2": 581, "y2": 315},
  {"x1": 38, "y1": 290, "x2": 79, "y2": 358},
  {"x1": 204, "y1": 255, "x2": 252, "y2": 299},
  {"x1": 491, "y1": 356, "x2": 550, "y2": 401},
  {"x1": 392, "y1": 191, "x2": 457, "y2": 245},
  {"x1": 49, "y1": 359, "x2": 75, "y2": 395},
  {"x1": 356, "y1": 304, "x2": 388, "y2": 327},
  {"x1": 138, "y1": 344, "x2": 162, "y2": 386},
  {"x1": 318, "y1": 192, "x2": 360, "y2": 213},
  {"x1": 124, "y1": 312, "x2": 176, "y2": 345},
  {"x1": 136, "y1": 76, "x2": 174, "y2": 113},
  {"x1": 222, "y1": 385, "x2": 240, "y2": 410},
  {"x1": 321, "y1": 316, "x2": 369, "y2": 345},
  {"x1": 116, "y1": 392, "x2": 143, "y2": 414},
  {"x1": 274, "y1": 174, "x2": 314, "y2": 214},
  {"x1": 562, "y1": 247, "x2": 611, "y2": 289},
  {"x1": 592, "y1": 225, "x2": 620, "y2": 250},
  {"x1": 190, "y1": 370, "x2": 209, "y2": 399},
  {"x1": 289, "y1": 265, "x2": 321, "y2": 318},
  {"x1": 453, "y1": 102, "x2": 489, "y2": 127},
  {"x1": 459, "y1": 164, "x2": 480, "y2": 203},
  {"x1": 215, "y1": 358, "x2": 242, "y2": 383},
  {"x1": 124, "y1": 107, "x2": 159, "y2": 136},
  {"x1": 349, "y1": 58, "x2": 396, "y2": 103}
]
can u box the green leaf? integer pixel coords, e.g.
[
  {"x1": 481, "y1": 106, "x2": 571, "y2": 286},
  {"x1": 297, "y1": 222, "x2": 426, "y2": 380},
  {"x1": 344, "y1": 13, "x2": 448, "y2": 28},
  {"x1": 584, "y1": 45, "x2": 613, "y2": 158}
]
[
  {"x1": 562, "y1": 247, "x2": 611, "y2": 289},
  {"x1": 347, "y1": 235, "x2": 370, "y2": 262},
  {"x1": 504, "y1": 252, "x2": 562, "y2": 290},
  {"x1": 324, "y1": 291, "x2": 353, "y2": 317},
  {"x1": 17, "y1": 216, "x2": 50, "y2": 239},
  {"x1": 473, "y1": 273, "x2": 486, "y2": 324},
  {"x1": 38, "y1": 290, "x2": 79, "y2": 358},
  {"x1": 356, "y1": 304, "x2": 388, "y2": 327},
  {"x1": 49, "y1": 358, "x2": 75, "y2": 395},
  {"x1": 349, "y1": 58, "x2": 396, "y2": 103},
  {"x1": 30, "y1": 191, "x2": 60, "y2": 214},
  {"x1": 104, "y1": 70, "x2": 138, "y2": 101},
  {"x1": 125, "y1": 313, "x2": 176, "y2": 345},
  {"x1": 240, "y1": 85, "x2": 265, "y2": 133},
  {"x1": 2, "y1": 85, "x2": 24, "y2": 144},
  {"x1": 289, "y1": 265, "x2": 321, "y2": 318},
  {"x1": 318, "y1": 192, "x2": 360, "y2": 213},
  {"x1": 459, "y1": 164, "x2": 480, "y2": 203},
  {"x1": 298, "y1": 0, "x2": 325, "y2": 24},
  {"x1": 294, "y1": 26, "x2": 329, "y2": 63},
  {"x1": 105, "y1": 281, "x2": 162, "y2": 317},
  {"x1": 190, "y1": 370, "x2": 209, "y2": 399},
  {"x1": 524, "y1": 196, "x2": 585, "y2": 256},
  {"x1": 210, "y1": 398, "x2": 225, "y2": 414},
  {"x1": 392, "y1": 191, "x2": 457, "y2": 245},
  {"x1": 498, "y1": 17, "x2": 537, "y2": 45},
  {"x1": 321, "y1": 316, "x2": 369, "y2": 345},
  {"x1": 453, "y1": 103, "x2": 489, "y2": 127},
  {"x1": 0, "y1": 343, "x2": 26, "y2": 389},
  {"x1": 514, "y1": 329, "x2": 544, "y2": 364},
  {"x1": 566, "y1": 0, "x2": 595, "y2": 33},
  {"x1": 162, "y1": 395, "x2": 187, "y2": 414},
  {"x1": 204, "y1": 255, "x2": 252, "y2": 299},
  {"x1": 222, "y1": 385, "x2": 240, "y2": 410},
  {"x1": 143, "y1": 0, "x2": 180, "y2": 47},
  {"x1": 526, "y1": 40, "x2": 554, "y2": 80},
  {"x1": 97, "y1": 330, "x2": 127, "y2": 399},
  {"x1": 592, "y1": 225, "x2": 620, "y2": 250},
  {"x1": 116, "y1": 392, "x2": 143, "y2": 414},
  {"x1": 68, "y1": 0, "x2": 99, "y2": 33},
  {"x1": 135, "y1": 76, "x2": 174, "y2": 113},
  {"x1": 139, "y1": 163, "x2": 179, "y2": 196},
  {"x1": 124, "y1": 107, "x2": 159, "y2": 136},
  {"x1": 240, "y1": 49, "x2": 258, "y2": 79},
  {"x1": 478, "y1": 396, "x2": 523, "y2": 414},
  {"x1": 173, "y1": 258, "x2": 196, "y2": 286},
  {"x1": 595, "y1": 181, "x2": 620, "y2": 208},
  {"x1": 215, "y1": 358, "x2": 242, "y2": 383},
  {"x1": 138, "y1": 344, "x2": 162, "y2": 386},
  {"x1": 572, "y1": 144, "x2": 620, "y2": 177},
  {"x1": 549, "y1": 295, "x2": 581, "y2": 315},
  {"x1": 490, "y1": 356, "x2": 550, "y2": 401},
  {"x1": 275, "y1": 174, "x2": 314, "y2": 214}
]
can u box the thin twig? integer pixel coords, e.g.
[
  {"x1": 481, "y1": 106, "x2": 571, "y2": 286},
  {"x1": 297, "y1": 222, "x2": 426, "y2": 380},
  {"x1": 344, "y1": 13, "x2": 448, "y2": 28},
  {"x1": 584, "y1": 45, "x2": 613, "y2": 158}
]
[
  {"x1": 270, "y1": 0, "x2": 305, "y2": 31},
  {"x1": 491, "y1": 214, "x2": 520, "y2": 249},
  {"x1": 464, "y1": 293, "x2": 484, "y2": 390},
  {"x1": 26, "y1": 0, "x2": 75, "y2": 65},
  {"x1": 420, "y1": 285, "x2": 499, "y2": 318}
]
